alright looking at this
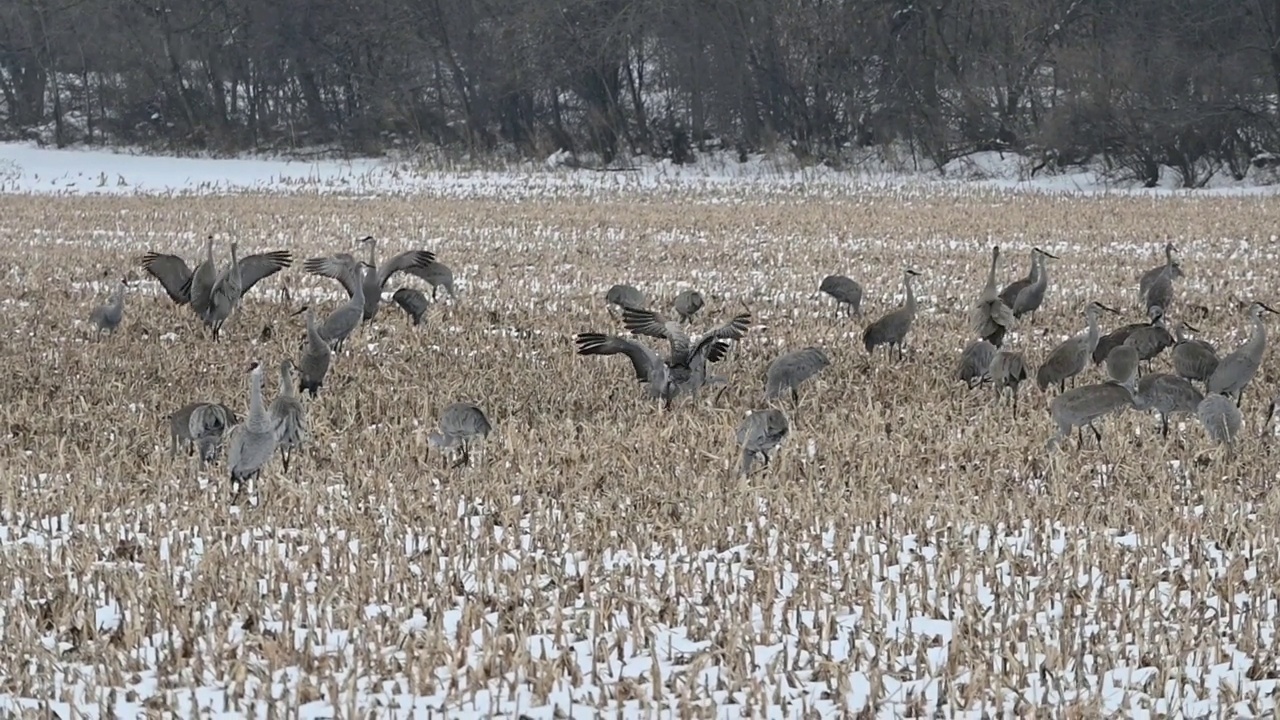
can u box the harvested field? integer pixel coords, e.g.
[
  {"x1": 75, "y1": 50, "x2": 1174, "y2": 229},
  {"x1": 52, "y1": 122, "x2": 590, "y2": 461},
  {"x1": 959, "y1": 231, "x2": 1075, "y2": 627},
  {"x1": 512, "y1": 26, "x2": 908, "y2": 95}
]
[{"x1": 2, "y1": 187, "x2": 1280, "y2": 717}]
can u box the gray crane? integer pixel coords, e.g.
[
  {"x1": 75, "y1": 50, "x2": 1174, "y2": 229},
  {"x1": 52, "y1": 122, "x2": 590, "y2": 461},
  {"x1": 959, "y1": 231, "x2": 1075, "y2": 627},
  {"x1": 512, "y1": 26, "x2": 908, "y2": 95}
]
[
  {"x1": 998, "y1": 248, "x2": 1059, "y2": 320},
  {"x1": 575, "y1": 310, "x2": 750, "y2": 409},
  {"x1": 304, "y1": 236, "x2": 435, "y2": 323},
  {"x1": 818, "y1": 275, "x2": 863, "y2": 317},
  {"x1": 428, "y1": 402, "x2": 492, "y2": 468},
  {"x1": 314, "y1": 263, "x2": 370, "y2": 352},
  {"x1": 736, "y1": 408, "x2": 790, "y2": 476},
  {"x1": 957, "y1": 340, "x2": 997, "y2": 389},
  {"x1": 88, "y1": 277, "x2": 128, "y2": 340},
  {"x1": 1206, "y1": 301, "x2": 1277, "y2": 407},
  {"x1": 1197, "y1": 393, "x2": 1243, "y2": 452},
  {"x1": 1047, "y1": 363, "x2": 1137, "y2": 451},
  {"x1": 988, "y1": 348, "x2": 1029, "y2": 415},
  {"x1": 764, "y1": 347, "x2": 831, "y2": 403},
  {"x1": 141, "y1": 239, "x2": 291, "y2": 333},
  {"x1": 863, "y1": 269, "x2": 922, "y2": 361},
  {"x1": 1143, "y1": 270, "x2": 1175, "y2": 317},
  {"x1": 139, "y1": 235, "x2": 217, "y2": 318},
  {"x1": 1138, "y1": 242, "x2": 1183, "y2": 307},
  {"x1": 1124, "y1": 307, "x2": 1174, "y2": 371},
  {"x1": 292, "y1": 305, "x2": 333, "y2": 397},
  {"x1": 1037, "y1": 301, "x2": 1119, "y2": 392},
  {"x1": 969, "y1": 246, "x2": 1016, "y2": 347},
  {"x1": 406, "y1": 261, "x2": 455, "y2": 301},
  {"x1": 1134, "y1": 373, "x2": 1203, "y2": 438},
  {"x1": 227, "y1": 361, "x2": 278, "y2": 493},
  {"x1": 1104, "y1": 345, "x2": 1140, "y2": 388},
  {"x1": 673, "y1": 290, "x2": 705, "y2": 322},
  {"x1": 392, "y1": 288, "x2": 429, "y2": 325},
  {"x1": 1172, "y1": 321, "x2": 1218, "y2": 387},
  {"x1": 605, "y1": 284, "x2": 646, "y2": 314},
  {"x1": 169, "y1": 401, "x2": 238, "y2": 464},
  {"x1": 1093, "y1": 305, "x2": 1162, "y2": 365},
  {"x1": 268, "y1": 359, "x2": 307, "y2": 472}
]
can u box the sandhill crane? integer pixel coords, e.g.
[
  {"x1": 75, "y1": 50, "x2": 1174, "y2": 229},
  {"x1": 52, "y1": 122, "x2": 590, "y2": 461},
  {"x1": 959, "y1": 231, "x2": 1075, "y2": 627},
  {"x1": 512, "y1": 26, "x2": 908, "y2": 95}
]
[
  {"x1": 269, "y1": 359, "x2": 307, "y2": 472},
  {"x1": 957, "y1": 340, "x2": 997, "y2": 388},
  {"x1": 1124, "y1": 308, "x2": 1174, "y2": 371},
  {"x1": 1000, "y1": 248, "x2": 1059, "y2": 320},
  {"x1": 1037, "y1": 301, "x2": 1119, "y2": 392},
  {"x1": 863, "y1": 269, "x2": 922, "y2": 361},
  {"x1": 969, "y1": 246, "x2": 1015, "y2": 346},
  {"x1": 227, "y1": 361, "x2": 278, "y2": 493},
  {"x1": 988, "y1": 348, "x2": 1029, "y2": 415},
  {"x1": 1197, "y1": 393, "x2": 1243, "y2": 453},
  {"x1": 1172, "y1": 321, "x2": 1218, "y2": 387},
  {"x1": 1044, "y1": 353, "x2": 1136, "y2": 448},
  {"x1": 1135, "y1": 373, "x2": 1203, "y2": 438},
  {"x1": 577, "y1": 309, "x2": 751, "y2": 408},
  {"x1": 293, "y1": 306, "x2": 332, "y2": 397},
  {"x1": 406, "y1": 261, "x2": 455, "y2": 301},
  {"x1": 1093, "y1": 305, "x2": 1162, "y2": 365},
  {"x1": 1104, "y1": 345, "x2": 1139, "y2": 389},
  {"x1": 605, "y1": 284, "x2": 646, "y2": 314},
  {"x1": 315, "y1": 264, "x2": 369, "y2": 352},
  {"x1": 1003, "y1": 244, "x2": 1054, "y2": 317},
  {"x1": 139, "y1": 235, "x2": 217, "y2": 318},
  {"x1": 1138, "y1": 242, "x2": 1183, "y2": 307},
  {"x1": 1048, "y1": 380, "x2": 1136, "y2": 450},
  {"x1": 428, "y1": 402, "x2": 492, "y2": 468},
  {"x1": 142, "y1": 239, "x2": 291, "y2": 334},
  {"x1": 392, "y1": 288, "x2": 429, "y2": 325},
  {"x1": 1206, "y1": 301, "x2": 1277, "y2": 407},
  {"x1": 623, "y1": 307, "x2": 751, "y2": 383},
  {"x1": 203, "y1": 242, "x2": 293, "y2": 342},
  {"x1": 169, "y1": 401, "x2": 238, "y2": 464},
  {"x1": 673, "y1": 290, "x2": 705, "y2": 322},
  {"x1": 304, "y1": 236, "x2": 435, "y2": 323},
  {"x1": 764, "y1": 347, "x2": 831, "y2": 403},
  {"x1": 1143, "y1": 270, "x2": 1175, "y2": 317},
  {"x1": 736, "y1": 408, "x2": 789, "y2": 476},
  {"x1": 818, "y1": 275, "x2": 863, "y2": 317},
  {"x1": 88, "y1": 278, "x2": 128, "y2": 340}
]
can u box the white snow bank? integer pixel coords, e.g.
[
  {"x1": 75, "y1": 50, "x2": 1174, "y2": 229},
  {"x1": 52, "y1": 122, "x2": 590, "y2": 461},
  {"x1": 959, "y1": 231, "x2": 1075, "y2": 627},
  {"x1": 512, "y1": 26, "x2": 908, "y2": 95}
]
[{"x1": 2, "y1": 142, "x2": 1279, "y2": 199}]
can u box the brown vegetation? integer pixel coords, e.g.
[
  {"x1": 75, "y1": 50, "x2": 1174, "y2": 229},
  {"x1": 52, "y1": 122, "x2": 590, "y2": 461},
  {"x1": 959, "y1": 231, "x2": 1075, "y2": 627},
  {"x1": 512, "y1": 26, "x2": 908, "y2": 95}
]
[{"x1": 0, "y1": 188, "x2": 1278, "y2": 714}]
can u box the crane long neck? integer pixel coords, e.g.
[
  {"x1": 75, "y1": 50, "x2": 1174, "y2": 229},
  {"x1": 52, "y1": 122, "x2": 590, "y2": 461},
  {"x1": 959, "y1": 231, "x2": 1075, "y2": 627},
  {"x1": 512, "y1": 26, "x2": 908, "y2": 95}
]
[
  {"x1": 904, "y1": 275, "x2": 916, "y2": 313},
  {"x1": 1247, "y1": 314, "x2": 1268, "y2": 353},
  {"x1": 248, "y1": 370, "x2": 266, "y2": 421},
  {"x1": 1085, "y1": 310, "x2": 1102, "y2": 350},
  {"x1": 1032, "y1": 254, "x2": 1048, "y2": 286},
  {"x1": 983, "y1": 252, "x2": 998, "y2": 294},
  {"x1": 353, "y1": 268, "x2": 366, "y2": 302},
  {"x1": 278, "y1": 365, "x2": 293, "y2": 397},
  {"x1": 366, "y1": 240, "x2": 377, "y2": 268},
  {"x1": 306, "y1": 309, "x2": 325, "y2": 346}
]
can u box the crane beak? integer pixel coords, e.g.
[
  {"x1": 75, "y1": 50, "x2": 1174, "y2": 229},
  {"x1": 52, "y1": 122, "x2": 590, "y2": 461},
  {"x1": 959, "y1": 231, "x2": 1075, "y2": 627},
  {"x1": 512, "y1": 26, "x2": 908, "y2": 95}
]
[
  {"x1": 1098, "y1": 303, "x2": 1121, "y2": 315},
  {"x1": 1184, "y1": 322, "x2": 1200, "y2": 333},
  {"x1": 291, "y1": 305, "x2": 309, "y2": 316},
  {"x1": 1261, "y1": 302, "x2": 1280, "y2": 315},
  {"x1": 1041, "y1": 249, "x2": 1060, "y2": 259}
]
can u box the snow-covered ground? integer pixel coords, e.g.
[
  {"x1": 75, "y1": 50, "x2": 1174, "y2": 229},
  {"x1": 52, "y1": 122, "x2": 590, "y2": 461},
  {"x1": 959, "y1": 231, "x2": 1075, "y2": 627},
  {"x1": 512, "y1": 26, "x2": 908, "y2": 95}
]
[
  {"x1": 2, "y1": 144, "x2": 1279, "y2": 719},
  {"x1": 2, "y1": 141, "x2": 1279, "y2": 199}
]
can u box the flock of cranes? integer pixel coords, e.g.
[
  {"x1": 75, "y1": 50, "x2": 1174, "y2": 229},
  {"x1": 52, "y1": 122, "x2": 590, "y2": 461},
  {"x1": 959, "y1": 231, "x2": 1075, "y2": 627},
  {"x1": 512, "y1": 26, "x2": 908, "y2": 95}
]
[
  {"x1": 94, "y1": 235, "x2": 480, "y2": 494},
  {"x1": 86, "y1": 235, "x2": 1274, "y2": 487}
]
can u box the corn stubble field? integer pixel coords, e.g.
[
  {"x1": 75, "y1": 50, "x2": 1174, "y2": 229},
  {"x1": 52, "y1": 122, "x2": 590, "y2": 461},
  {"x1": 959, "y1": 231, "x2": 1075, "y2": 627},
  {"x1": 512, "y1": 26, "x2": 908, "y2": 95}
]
[{"x1": 2, "y1": 183, "x2": 1280, "y2": 719}]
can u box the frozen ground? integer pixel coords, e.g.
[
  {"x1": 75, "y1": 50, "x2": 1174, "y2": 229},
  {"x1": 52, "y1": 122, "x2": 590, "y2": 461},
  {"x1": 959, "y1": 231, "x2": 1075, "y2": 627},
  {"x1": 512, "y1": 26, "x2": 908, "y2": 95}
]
[
  {"x1": 2, "y1": 141, "x2": 1279, "y2": 200},
  {"x1": 2, "y1": 147, "x2": 1279, "y2": 718}
]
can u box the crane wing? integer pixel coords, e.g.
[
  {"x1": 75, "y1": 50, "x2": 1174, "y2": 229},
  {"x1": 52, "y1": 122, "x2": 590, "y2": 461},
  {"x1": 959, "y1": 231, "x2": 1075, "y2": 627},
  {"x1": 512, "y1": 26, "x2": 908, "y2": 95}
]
[
  {"x1": 574, "y1": 333, "x2": 663, "y2": 383},
  {"x1": 139, "y1": 252, "x2": 194, "y2": 304},
  {"x1": 303, "y1": 253, "x2": 362, "y2": 297},
  {"x1": 376, "y1": 249, "x2": 436, "y2": 288},
  {"x1": 236, "y1": 250, "x2": 293, "y2": 297}
]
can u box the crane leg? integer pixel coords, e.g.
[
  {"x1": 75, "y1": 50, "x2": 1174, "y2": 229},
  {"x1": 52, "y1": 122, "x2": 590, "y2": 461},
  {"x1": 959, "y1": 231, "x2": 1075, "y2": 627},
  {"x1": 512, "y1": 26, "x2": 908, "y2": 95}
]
[
  {"x1": 791, "y1": 387, "x2": 800, "y2": 407},
  {"x1": 1091, "y1": 423, "x2": 1103, "y2": 448},
  {"x1": 1161, "y1": 415, "x2": 1169, "y2": 438},
  {"x1": 1236, "y1": 390, "x2": 1244, "y2": 408},
  {"x1": 281, "y1": 449, "x2": 291, "y2": 473}
]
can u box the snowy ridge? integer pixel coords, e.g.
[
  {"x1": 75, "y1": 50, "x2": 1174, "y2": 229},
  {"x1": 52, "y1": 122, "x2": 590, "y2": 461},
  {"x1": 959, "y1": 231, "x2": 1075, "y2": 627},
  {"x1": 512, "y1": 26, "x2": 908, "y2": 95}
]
[{"x1": 3, "y1": 142, "x2": 1280, "y2": 199}]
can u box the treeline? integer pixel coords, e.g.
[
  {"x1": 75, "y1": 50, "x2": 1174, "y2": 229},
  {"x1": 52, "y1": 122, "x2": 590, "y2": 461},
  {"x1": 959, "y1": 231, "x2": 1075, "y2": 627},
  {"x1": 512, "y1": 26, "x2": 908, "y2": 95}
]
[{"x1": 2, "y1": 0, "x2": 1280, "y2": 186}]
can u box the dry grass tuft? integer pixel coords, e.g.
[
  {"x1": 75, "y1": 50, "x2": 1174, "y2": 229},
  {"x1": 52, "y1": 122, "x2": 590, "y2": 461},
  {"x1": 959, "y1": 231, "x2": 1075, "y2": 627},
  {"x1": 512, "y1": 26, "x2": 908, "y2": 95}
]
[{"x1": 1, "y1": 188, "x2": 1279, "y2": 716}]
